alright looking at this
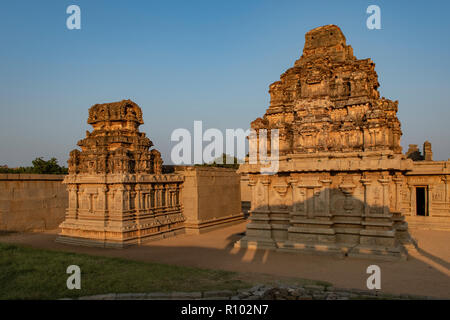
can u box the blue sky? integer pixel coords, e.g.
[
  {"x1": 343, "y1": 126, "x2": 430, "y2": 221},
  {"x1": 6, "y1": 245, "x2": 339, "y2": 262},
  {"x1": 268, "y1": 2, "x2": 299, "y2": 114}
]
[{"x1": 0, "y1": 0, "x2": 449, "y2": 166}]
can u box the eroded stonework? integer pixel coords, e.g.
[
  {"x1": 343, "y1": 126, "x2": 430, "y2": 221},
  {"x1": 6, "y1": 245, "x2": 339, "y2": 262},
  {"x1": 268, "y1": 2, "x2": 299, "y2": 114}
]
[
  {"x1": 237, "y1": 25, "x2": 414, "y2": 259},
  {"x1": 68, "y1": 100, "x2": 163, "y2": 175},
  {"x1": 57, "y1": 100, "x2": 184, "y2": 247},
  {"x1": 254, "y1": 25, "x2": 402, "y2": 155}
]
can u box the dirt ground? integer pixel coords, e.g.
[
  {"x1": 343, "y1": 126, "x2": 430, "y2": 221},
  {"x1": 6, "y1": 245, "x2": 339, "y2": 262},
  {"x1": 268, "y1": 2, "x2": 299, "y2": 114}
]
[{"x1": 1, "y1": 223, "x2": 449, "y2": 298}]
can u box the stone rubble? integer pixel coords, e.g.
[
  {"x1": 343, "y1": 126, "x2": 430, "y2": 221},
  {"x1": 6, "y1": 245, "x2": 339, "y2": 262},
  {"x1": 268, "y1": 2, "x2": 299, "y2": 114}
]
[{"x1": 71, "y1": 284, "x2": 438, "y2": 300}]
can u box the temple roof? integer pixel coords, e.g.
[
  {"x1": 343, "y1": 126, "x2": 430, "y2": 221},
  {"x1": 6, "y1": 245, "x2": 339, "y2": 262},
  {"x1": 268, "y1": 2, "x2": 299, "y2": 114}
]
[{"x1": 87, "y1": 99, "x2": 144, "y2": 125}]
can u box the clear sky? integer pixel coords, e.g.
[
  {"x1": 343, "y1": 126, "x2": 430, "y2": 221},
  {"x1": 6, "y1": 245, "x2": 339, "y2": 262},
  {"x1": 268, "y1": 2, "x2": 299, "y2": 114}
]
[{"x1": 0, "y1": 0, "x2": 449, "y2": 167}]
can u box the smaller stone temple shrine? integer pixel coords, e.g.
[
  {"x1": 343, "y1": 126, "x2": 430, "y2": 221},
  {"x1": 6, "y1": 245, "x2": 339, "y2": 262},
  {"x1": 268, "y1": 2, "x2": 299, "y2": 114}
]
[{"x1": 57, "y1": 100, "x2": 185, "y2": 247}]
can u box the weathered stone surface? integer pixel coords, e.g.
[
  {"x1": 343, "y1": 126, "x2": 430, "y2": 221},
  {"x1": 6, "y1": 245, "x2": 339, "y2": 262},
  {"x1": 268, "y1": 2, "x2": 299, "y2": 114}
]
[
  {"x1": 70, "y1": 100, "x2": 162, "y2": 175},
  {"x1": 237, "y1": 25, "x2": 449, "y2": 254},
  {"x1": 236, "y1": 25, "x2": 417, "y2": 260},
  {"x1": 181, "y1": 167, "x2": 244, "y2": 234},
  {"x1": 0, "y1": 174, "x2": 67, "y2": 231},
  {"x1": 69, "y1": 285, "x2": 435, "y2": 300},
  {"x1": 57, "y1": 100, "x2": 185, "y2": 247},
  {"x1": 203, "y1": 290, "x2": 234, "y2": 298}
]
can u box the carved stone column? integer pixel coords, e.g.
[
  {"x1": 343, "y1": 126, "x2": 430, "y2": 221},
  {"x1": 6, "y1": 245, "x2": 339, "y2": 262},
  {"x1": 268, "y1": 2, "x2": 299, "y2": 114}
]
[
  {"x1": 428, "y1": 185, "x2": 434, "y2": 217},
  {"x1": 442, "y1": 176, "x2": 449, "y2": 205},
  {"x1": 339, "y1": 182, "x2": 356, "y2": 214},
  {"x1": 306, "y1": 188, "x2": 315, "y2": 218},
  {"x1": 409, "y1": 185, "x2": 416, "y2": 216},
  {"x1": 320, "y1": 179, "x2": 332, "y2": 216},
  {"x1": 261, "y1": 178, "x2": 271, "y2": 212},
  {"x1": 288, "y1": 178, "x2": 298, "y2": 213},
  {"x1": 154, "y1": 185, "x2": 161, "y2": 208},
  {"x1": 248, "y1": 178, "x2": 257, "y2": 211},
  {"x1": 393, "y1": 176, "x2": 402, "y2": 212},
  {"x1": 378, "y1": 176, "x2": 390, "y2": 215},
  {"x1": 135, "y1": 185, "x2": 142, "y2": 212},
  {"x1": 360, "y1": 178, "x2": 371, "y2": 217},
  {"x1": 101, "y1": 185, "x2": 108, "y2": 213},
  {"x1": 67, "y1": 184, "x2": 79, "y2": 219}
]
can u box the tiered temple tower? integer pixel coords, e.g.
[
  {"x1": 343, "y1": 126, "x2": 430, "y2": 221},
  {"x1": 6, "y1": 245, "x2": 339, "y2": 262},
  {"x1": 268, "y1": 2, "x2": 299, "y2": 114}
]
[
  {"x1": 57, "y1": 100, "x2": 185, "y2": 247},
  {"x1": 237, "y1": 25, "x2": 413, "y2": 259}
]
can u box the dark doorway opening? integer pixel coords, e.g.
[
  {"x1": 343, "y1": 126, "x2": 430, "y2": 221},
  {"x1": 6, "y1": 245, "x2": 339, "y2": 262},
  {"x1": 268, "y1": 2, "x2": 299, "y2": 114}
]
[{"x1": 416, "y1": 187, "x2": 427, "y2": 216}]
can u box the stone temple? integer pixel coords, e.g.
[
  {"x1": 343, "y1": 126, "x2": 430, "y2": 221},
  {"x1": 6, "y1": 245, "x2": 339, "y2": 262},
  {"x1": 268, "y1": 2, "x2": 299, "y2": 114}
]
[
  {"x1": 236, "y1": 25, "x2": 450, "y2": 259},
  {"x1": 57, "y1": 100, "x2": 185, "y2": 247}
]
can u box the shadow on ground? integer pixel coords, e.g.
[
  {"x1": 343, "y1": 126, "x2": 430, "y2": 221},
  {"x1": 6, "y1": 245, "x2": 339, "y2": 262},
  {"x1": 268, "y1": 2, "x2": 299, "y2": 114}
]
[{"x1": 0, "y1": 223, "x2": 449, "y2": 298}]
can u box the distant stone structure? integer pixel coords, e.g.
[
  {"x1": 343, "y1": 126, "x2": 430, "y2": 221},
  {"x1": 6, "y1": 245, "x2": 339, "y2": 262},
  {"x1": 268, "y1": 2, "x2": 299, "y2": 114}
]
[
  {"x1": 57, "y1": 100, "x2": 185, "y2": 247},
  {"x1": 423, "y1": 141, "x2": 433, "y2": 161},
  {"x1": 402, "y1": 141, "x2": 449, "y2": 223},
  {"x1": 406, "y1": 144, "x2": 423, "y2": 161},
  {"x1": 237, "y1": 25, "x2": 418, "y2": 259}
]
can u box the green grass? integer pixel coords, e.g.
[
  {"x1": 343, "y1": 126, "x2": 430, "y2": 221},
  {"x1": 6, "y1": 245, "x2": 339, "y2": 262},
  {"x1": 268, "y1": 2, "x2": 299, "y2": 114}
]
[{"x1": 0, "y1": 242, "x2": 252, "y2": 300}]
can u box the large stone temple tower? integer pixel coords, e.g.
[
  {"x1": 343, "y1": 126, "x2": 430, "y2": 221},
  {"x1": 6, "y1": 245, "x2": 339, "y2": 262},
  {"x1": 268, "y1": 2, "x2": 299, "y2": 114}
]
[
  {"x1": 237, "y1": 25, "x2": 413, "y2": 259},
  {"x1": 57, "y1": 100, "x2": 185, "y2": 247}
]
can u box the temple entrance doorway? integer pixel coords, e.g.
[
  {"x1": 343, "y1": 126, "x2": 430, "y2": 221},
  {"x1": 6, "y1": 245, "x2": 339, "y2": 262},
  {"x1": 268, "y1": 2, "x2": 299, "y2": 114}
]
[{"x1": 416, "y1": 187, "x2": 427, "y2": 216}]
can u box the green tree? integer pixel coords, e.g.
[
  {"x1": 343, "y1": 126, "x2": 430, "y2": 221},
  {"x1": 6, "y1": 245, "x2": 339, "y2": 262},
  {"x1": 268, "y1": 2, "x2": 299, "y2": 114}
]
[
  {"x1": 195, "y1": 153, "x2": 241, "y2": 169},
  {"x1": 0, "y1": 157, "x2": 68, "y2": 174}
]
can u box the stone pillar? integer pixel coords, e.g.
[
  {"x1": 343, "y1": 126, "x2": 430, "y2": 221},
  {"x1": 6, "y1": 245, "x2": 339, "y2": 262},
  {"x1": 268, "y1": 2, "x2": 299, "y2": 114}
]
[
  {"x1": 176, "y1": 184, "x2": 181, "y2": 207},
  {"x1": 67, "y1": 184, "x2": 79, "y2": 219},
  {"x1": 409, "y1": 185, "x2": 416, "y2": 216},
  {"x1": 261, "y1": 178, "x2": 271, "y2": 212},
  {"x1": 306, "y1": 188, "x2": 315, "y2": 218},
  {"x1": 135, "y1": 185, "x2": 142, "y2": 212},
  {"x1": 393, "y1": 177, "x2": 402, "y2": 212},
  {"x1": 443, "y1": 176, "x2": 449, "y2": 204},
  {"x1": 155, "y1": 185, "x2": 160, "y2": 208},
  {"x1": 164, "y1": 184, "x2": 170, "y2": 208},
  {"x1": 378, "y1": 176, "x2": 390, "y2": 215},
  {"x1": 248, "y1": 179, "x2": 257, "y2": 211},
  {"x1": 320, "y1": 179, "x2": 332, "y2": 216},
  {"x1": 428, "y1": 185, "x2": 433, "y2": 217},
  {"x1": 101, "y1": 185, "x2": 108, "y2": 212},
  {"x1": 288, "y1": 178, "x2": 298, "y2": 213},
  {"x1": 360, "y1": 178, "x2": 371, "y2": 217}
]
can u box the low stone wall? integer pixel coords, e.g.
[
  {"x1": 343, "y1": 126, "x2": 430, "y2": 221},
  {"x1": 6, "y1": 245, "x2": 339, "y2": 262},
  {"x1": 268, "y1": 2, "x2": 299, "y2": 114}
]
[
  {"x1": 0, "y1": 169, "x2": 245, "y2": 237},
  {"x1": 181, "y1": 167, "x2": 244, "y2": 234},
  {"x1": 0, "y1": 174, "x2": 67, "y2": 231}
]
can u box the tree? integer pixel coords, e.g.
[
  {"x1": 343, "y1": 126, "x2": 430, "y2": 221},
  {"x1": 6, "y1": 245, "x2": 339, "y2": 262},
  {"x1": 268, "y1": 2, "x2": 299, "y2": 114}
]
[
  {"x1": 195, "y1": 153, "x2": 241, "y2": 169},
  {"x1": 0, "y1": 157, "x2": 68, "y2": 174}
]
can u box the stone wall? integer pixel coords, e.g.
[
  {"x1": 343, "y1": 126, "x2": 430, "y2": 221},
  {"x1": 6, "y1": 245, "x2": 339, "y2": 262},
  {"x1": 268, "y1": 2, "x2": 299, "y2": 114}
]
[
  {"x1": 181, "y1": 167, "x2": 244, "y2": 234},
  {"x1": 0, "y1": 174, "x2": 67, "y2": 231},
  {"x1": 0, "y1": 168, "x2": 245, "y2": 239}
]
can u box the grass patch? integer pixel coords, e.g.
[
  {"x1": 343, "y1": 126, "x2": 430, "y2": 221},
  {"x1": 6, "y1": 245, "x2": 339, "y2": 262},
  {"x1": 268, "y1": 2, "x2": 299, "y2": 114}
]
[{"x1": 0, "y1": 242, "x2": 251, "y2": 299}]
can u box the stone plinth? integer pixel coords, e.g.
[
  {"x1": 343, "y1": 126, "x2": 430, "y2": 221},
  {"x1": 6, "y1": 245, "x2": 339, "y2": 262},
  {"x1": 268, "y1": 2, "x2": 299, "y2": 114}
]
[{"x1": 180, "y1": 167, "x2": 244, "y2": 234}]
